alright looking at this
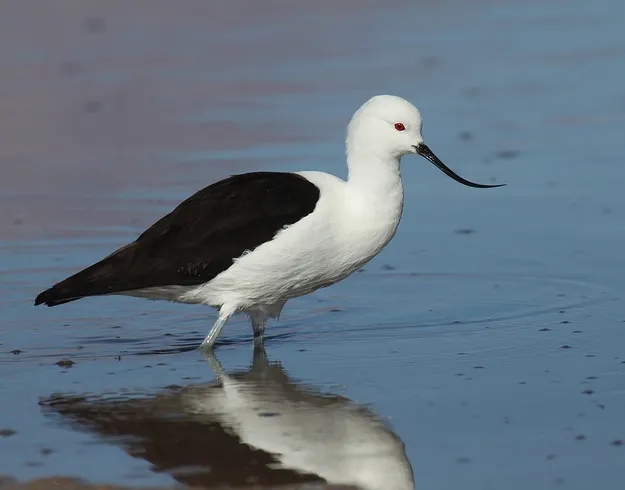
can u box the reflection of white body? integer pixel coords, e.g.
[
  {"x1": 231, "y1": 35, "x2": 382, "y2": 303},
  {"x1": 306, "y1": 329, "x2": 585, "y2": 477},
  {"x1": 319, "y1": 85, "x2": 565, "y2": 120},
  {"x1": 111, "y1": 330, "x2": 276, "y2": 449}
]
[{"x1": 184, "y1": 353, "x2": 415, "y2": 490}]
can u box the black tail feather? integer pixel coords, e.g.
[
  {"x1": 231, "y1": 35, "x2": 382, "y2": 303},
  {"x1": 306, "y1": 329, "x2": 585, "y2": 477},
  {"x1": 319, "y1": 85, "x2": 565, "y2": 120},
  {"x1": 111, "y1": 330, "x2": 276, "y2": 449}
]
[
  {"x1": 33, "y1": 242, "x2": 137, "y2": 307},
  {"x1": 34, "y1": 287, "x2": 84, "y2": 307},
  {"x1": 33, "y1": 260, "x2": 114, "y2": 307}
]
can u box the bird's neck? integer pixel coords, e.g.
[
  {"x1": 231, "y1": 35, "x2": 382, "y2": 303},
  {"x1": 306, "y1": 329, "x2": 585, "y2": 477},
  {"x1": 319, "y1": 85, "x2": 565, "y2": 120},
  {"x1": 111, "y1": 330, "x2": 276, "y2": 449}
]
[
  {"x1": 346, "y1": 150, "x2": 403, "y2": 197},
  {"x1": 344, "y1": 151, "x2": 405, "y2": 252}
]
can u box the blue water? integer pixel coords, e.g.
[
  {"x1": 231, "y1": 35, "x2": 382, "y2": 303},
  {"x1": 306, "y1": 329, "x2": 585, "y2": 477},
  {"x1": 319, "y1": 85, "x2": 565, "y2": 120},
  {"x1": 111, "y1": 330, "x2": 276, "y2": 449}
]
[{"x1": 1, "y1": 0, "x2": 625, "y2": 489}]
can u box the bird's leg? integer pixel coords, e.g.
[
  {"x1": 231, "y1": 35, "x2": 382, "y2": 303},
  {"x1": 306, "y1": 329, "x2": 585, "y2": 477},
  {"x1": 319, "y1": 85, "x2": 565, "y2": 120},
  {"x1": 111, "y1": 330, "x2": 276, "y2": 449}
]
[
  {"x1": 252, "y1": 320, "x2": 267, "y2": 347},
  {"x1": 249, "y1": 310, "x2": 268, "y2": 347},
  {"x1": 199, "y1": 306, "x2": 233, "y2": 350},
  {"x1": 200, "y1": 349, "x2": 227, "y2": 383},
  {"x1": 252, "y1": 343, "x2": 269, "y2": 368}
]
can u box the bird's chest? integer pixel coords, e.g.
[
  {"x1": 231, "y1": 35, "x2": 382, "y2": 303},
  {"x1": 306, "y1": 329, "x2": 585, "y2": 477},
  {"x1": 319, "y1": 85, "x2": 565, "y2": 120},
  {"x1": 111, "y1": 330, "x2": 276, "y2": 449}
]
[
  {"x1": 327, "y1": 195, "x2": 403, "y2": 276},
  {"x1": 341, "y1": 215, "x2": 399, "y2": 265}
]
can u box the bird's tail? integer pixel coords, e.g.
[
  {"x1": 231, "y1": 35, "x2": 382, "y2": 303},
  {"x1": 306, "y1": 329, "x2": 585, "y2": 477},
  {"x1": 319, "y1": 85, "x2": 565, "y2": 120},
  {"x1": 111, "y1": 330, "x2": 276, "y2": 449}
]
[
  {"x1": 34, "y1": 239, "x2": 147, "y2": 307},
  {"x1": 34, "y1": 275, "x2": 92, "y2": 307},
  {"x1": 34, "y1": 287, "x2": 82, "y2": 307},
  {"x1": 34, "y1": 256, "x2": 119, "y2": 307}
]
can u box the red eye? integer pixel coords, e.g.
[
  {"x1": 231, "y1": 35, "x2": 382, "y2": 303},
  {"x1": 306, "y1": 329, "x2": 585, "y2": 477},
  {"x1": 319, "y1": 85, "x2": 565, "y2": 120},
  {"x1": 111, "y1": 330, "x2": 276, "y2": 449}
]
[{"x1": 394, "y1": 122, "x2": 405, "y2": 131}]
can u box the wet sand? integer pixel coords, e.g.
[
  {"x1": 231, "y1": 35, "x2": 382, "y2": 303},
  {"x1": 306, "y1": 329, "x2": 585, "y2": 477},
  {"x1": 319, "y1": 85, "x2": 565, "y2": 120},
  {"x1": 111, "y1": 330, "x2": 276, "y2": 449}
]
[{"x1": 2, "y1": 0, "x2": 625, "y2": 489}]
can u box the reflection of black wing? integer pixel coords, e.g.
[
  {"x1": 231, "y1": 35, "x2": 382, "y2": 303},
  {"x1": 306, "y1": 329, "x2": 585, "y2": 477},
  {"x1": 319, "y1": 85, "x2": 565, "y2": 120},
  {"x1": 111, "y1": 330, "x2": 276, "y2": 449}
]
[
  {"x1": 40, "y1": 392, "x2": 321, "y2": 487},
  {"x1": 39, "y1": 372, "x2": 323, "y2": 487},
  {"x1": 35, "y1": 172, "x2": 320, "y2": 306}
]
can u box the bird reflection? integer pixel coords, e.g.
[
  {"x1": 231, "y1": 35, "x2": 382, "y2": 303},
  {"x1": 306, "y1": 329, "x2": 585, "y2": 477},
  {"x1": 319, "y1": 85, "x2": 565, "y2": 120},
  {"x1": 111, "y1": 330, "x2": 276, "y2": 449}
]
[{"x1": 40, "y1": 348, "x2": 414, "y2": 490}]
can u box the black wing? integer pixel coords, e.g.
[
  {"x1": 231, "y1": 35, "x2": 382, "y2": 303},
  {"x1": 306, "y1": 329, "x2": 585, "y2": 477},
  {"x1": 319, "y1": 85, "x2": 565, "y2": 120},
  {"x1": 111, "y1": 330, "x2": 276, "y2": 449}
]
[{"x1": 35, "y1": 172, "x2": 320, "y2": 306}]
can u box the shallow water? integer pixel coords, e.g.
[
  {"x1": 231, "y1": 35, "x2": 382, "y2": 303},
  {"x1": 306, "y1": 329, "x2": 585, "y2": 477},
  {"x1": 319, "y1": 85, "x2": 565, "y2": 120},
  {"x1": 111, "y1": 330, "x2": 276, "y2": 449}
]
[{"x1": 2, "y1": 0, "x2": 625, "y2": 489}]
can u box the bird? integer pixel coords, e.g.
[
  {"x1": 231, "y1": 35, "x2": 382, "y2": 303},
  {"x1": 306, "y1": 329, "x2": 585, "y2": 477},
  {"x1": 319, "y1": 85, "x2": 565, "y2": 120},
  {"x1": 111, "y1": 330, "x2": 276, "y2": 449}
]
[{"x1": 35, "y1": 94, "x2": 503, "y2": 349}]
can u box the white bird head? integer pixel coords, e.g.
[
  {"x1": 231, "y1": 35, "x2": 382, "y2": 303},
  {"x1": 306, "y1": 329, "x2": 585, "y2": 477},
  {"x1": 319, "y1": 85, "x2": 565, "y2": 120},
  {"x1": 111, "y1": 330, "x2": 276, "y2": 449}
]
[{"x1": 347, "y1": 94, "x2": 504, "y2": 188}]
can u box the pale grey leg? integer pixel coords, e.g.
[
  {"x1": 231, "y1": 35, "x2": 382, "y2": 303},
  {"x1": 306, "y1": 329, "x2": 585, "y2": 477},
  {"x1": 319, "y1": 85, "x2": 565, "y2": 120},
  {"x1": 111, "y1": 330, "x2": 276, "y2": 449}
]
[
  {"x1": 251, "y1": 344, "x2": 269, "y2": 368},
  {"x1": 249, "y1": 310, "x2": 268, "y2": 347},
  {"x1": 200, "y1": 349, "x2": 227, "y2": 383},
  {"x1": 199, "y1": 305, "x2": 234, "y2": 350}
]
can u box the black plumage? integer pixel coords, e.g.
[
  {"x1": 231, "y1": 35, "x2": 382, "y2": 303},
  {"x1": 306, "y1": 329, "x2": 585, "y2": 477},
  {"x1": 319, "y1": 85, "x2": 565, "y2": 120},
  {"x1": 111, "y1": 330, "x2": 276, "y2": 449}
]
[{"x1": 35, "y1": 172, "x2": 320, "y2": 307}]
